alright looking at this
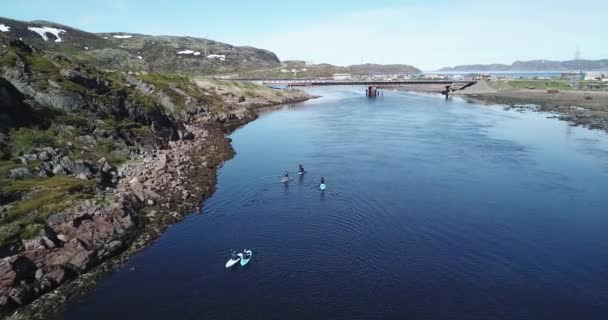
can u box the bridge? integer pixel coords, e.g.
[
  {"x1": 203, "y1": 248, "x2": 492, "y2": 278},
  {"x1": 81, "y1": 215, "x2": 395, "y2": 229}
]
[
  {"x1": 252, "y1": 79, "x2": 477, "y2": 88},
  {"x1": 223, "y1": 79, "x2": 478, "y2": 98}
]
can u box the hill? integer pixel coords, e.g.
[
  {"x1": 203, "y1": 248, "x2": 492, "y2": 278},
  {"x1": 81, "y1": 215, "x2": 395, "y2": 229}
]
[
  {"x1": 439, "y1": 59, "x2": 608, "y2": 72},
  {"x1": 234, "y1": 61, "x2": 421, "y2": 79},
  {"x1": 0, "y1": 17, "x2": 280, "y2": 74}
]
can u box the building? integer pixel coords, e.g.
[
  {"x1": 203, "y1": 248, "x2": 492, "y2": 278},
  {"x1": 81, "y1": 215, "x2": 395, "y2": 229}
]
[
  {"x1": 560, "y1": 72, "x2": 586, "y2": 81},
  {"x1": 333, "y1": 73, "x2": 352, "y2": 81},
  {"x1": 585, "y1": 72, "x2": 607, "y2": 81}
]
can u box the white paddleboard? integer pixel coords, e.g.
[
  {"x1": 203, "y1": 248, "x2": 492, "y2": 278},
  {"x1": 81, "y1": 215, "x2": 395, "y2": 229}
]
[
  {"x1": 281, "y1": 177, "x2": 293, "y2": 183},
  {"x1": 225, "y1": 257, "x2": 240, "y2": 268},
  {"x1": 320, "y1": 183, "x2": 326, "y2": 190}
]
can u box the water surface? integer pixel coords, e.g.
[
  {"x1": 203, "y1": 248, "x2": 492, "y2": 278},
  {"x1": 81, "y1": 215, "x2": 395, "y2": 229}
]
[{"x1": 56, "y1": 88, "x2": 608, "y2": 320}]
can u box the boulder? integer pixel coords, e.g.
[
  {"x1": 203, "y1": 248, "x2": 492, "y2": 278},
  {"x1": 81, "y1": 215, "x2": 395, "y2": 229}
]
[
  {"x1": 37, "y1": 148, "x2": 56, "y2": 161},
  {"x1": 59, "y1": 157, "x2": 94, "y2": 179},
  {"x1": 44, "y1": 266, "x2": 72, "y2": 284},
  {"x1": 9, "y1": 168, "x2": 31, "y2": 179},
  {"x1": 52, "y1": 164, "x2": 65, "y2": 175},
  {"x1": 22, "y1": 153, "x2": 37, "y2": 162},
  {"x1": 40, "y1": 227, "x2": 61, "y2": 249},
  {"x1": 0, "y1": 256, "x2": 37, "y2": 287}
]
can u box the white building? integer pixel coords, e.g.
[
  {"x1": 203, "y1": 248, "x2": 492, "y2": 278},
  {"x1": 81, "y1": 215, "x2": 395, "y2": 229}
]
[
  {"x1": 333, "y1": 73, "x2": 353, "y2": 81},
  {"x1": 585, "y1": 72, "x2": 607, "y2": 81}
]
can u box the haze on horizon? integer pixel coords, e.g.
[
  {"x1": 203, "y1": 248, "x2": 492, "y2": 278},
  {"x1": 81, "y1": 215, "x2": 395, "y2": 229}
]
[{"x1": 3, "y1": 0, "x2": 607, "y2": 70}]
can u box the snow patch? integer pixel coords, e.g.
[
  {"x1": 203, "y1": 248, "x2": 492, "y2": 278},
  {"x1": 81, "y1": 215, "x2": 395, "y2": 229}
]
[
  {"x1": 113, "y1": 35, "x2": 133, "y2": 39},
  {"x1": 207, "y1": 54, "x2": 226, "y2": 61},
  {"x1": 28, "y1": 26, "x2": 66, "y2": 42},
  {"x1": 102, "y1": 36, "x2": 109, "y2": 39},
  {"x1": 177, "y1": 50, "x2": 201, "y2": 56},
  {"x1": 0, "y1": 24, "x2": 10, "y2": 32}
]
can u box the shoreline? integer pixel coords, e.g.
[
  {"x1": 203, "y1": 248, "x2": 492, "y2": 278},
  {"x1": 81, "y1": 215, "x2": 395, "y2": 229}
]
[
  {"x1": 4, "y1": 90, "x2": 313, "y2": 320},
  {"x1": 390, "y1": 82, "x2": 608, "y2": 133}
]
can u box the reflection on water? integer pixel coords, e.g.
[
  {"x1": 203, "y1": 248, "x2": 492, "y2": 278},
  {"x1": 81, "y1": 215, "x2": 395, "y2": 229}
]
[{"x1": 56, "y1": 87, "x2": 608, "y2": 320}]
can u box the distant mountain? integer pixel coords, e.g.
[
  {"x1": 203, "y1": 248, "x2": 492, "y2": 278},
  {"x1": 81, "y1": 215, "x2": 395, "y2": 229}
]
[
  {"x1": 348, "y1": 63, "x2": 421, "y2": 75},
  {"x1": 439, "y1": 59, "x2": 608, "y2": 72},
  {"x1": 235, "y1": 61, "x2": 421, "y2": 79},
  {"x1": 0, "y1": 17, "x2": 280, "y2": 74}
]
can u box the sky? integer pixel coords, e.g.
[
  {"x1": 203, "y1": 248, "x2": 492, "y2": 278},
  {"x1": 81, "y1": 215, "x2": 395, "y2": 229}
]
[{"x1": 3, "y1": 0, "x2": 607, "y2": 70}]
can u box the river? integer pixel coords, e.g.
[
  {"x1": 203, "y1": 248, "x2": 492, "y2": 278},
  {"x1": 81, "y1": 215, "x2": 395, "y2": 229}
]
[{"x1": 54, "y1": 88, "x2": 608, "y2": 320}]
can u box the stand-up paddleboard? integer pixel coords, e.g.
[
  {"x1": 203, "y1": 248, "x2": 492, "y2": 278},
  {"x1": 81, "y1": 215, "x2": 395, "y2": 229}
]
[
  {"x1": 320, "y1": 183, "x2": 326, "y2": 190},
  {"x1": 240, "y1": 250, "x2": 253, "y2": 266},
  {"x1": 298, "y1": 171, "x2": 304, "y2": 175},
  {"x1": 281, "y1": 177, "x2": 293, "y2": 183},
  {"x1": 225, "y1": 256, "x2": 240, "y2": 268}
]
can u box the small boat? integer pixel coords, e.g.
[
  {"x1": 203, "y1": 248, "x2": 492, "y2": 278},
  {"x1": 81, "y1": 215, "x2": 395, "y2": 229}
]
[{"x1": 240, "y1": 249, "x2": 253, "y2": 266}]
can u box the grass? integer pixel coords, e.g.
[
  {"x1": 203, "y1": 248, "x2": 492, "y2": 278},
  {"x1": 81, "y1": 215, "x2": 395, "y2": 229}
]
[
  {"x1": 505, "y1": 80, "x2": 572, "y2": 90},
  {"x1": 11, "y1": 128, "x2": 58, "y2": 155},
  {"x1": 0, "y1": 176, "x2": 95, "y2": 245},
  {"x1": 25, "y1": 55, "x2": 59, "y2": 74},
  {"x1": 136, "y1": 73, "x2": 200, "y2": 112},
  {"x1": 0, "y1": 49, "x2": 17, "y2": 68}
]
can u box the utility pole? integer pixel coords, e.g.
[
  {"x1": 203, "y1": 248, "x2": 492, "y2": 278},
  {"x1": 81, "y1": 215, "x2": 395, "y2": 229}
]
[{"x1": 574, "y1": 45, "x2": 581, "y2": 61}]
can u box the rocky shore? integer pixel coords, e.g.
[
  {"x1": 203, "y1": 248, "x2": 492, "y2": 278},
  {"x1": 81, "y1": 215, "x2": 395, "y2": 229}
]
[
  {"x1": 1, "y1": 77, "x2": 312, "y2": 319},
  {"x1": 392, "y1": 81, "x2": 608, "y2": 133},
  {"x1": 456, "y1": 82, "x2": 608, "y2": 133}
]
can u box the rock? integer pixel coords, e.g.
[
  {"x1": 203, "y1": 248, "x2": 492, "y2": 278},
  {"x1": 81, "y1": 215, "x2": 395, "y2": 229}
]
[
  {"x1": 97, "y1": 157, "x2": 114, "y2": 173},
  {"x1": 129, "y1": 181, "x2": 145, "y2": 202},
  {"x1": 9, "y1": 168, "x2": 31, "y2": 179},
  {"x1": 7, "y1": 286, "x2": 33, "y2": 306},
  {"x1": 34, "y1": 269, "x2": 43, "y2": 280},
  {"x1": 71, "y1": 212, "x2": 92, "y2": 228},
  {"x1": 178, "y1": 129, "x2": 194, "y2": 141},
  {"x1": 0, "y1": 259, "x2": 16, "y2": 287},
  {"x1": 57, "y1": 234, "x2": 69, "y2": 243},
  {"x1": 38, "y1": 150, "x2": 51, "y2": 161},
  {"x1": 59, "y1": 69, "x2": 110, "y2": 94},
  {"x1": 147, "y1": 199, "x2": 154, "y2": 206},
  {"x1": 38, "y1": 147, "x2": 57, "y2": 161},
  {"x1": 45, "y1": 266, "x2": 72, "y2": 284},
  {"x1": 60, "y1": 157, "x2": 94, "y2": 179},
  {"x1": 0, "y1": 256, "x2": 37, "y2": 287},
  {"x1": 40, "y1": 227, "x2": 61, "y2": 249},
  {"x1": 75, "y1": 173, "x2": 89, "y2": 180},
  {"x1": 22, "y1": 153, "x2": 37, "y2": 162},
  {"x1": 0, "y1": 242, "x2": 23, "y2": 259},
  {"x1": 52, "y1": 164, "x2": 65, "y2": 175},
  {"x1": 0, "y1": 205, "x2": 14, "y2": 213}
]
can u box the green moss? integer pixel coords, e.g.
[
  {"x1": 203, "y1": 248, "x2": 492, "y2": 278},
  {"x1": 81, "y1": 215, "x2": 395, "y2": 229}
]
[
  {"x1": 2, "y1": 175, "x2": 93, "y2": 194},
  {"x1": 0, "y1": 50, "x2": 17, "y2": 68},
  {"x1": 25, "y1": 55, "x2": 59, "y2": 74},
  {"x1": 19, "y1": 223, "x2": 44, "y2": 240},
  {"x1": 0, "y1": 223, "x2": 21, "y2": 246}
]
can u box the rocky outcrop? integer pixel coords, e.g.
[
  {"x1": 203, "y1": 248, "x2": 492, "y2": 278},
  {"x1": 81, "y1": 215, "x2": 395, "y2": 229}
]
[{"x1": 1, "y1": 91, "x2": 312, "y2": 320}]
